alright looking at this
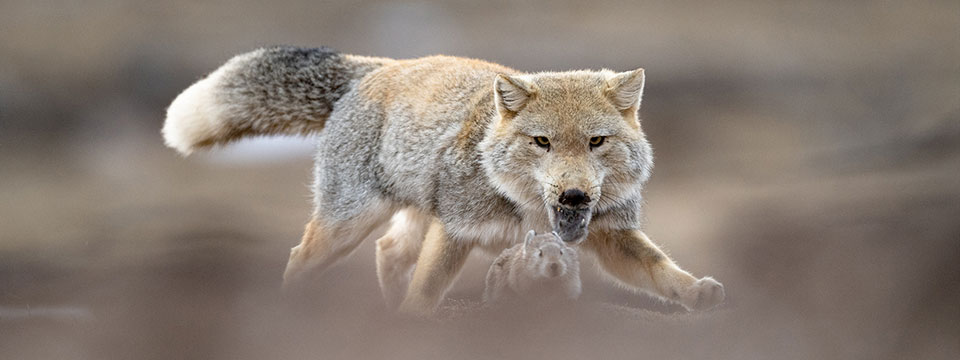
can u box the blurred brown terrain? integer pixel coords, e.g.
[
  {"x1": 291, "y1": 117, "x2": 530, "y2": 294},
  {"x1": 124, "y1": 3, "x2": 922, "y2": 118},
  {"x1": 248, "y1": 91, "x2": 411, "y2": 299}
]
[{"x1": 1, "y1": 1, "x2": 958, "y2": 359}]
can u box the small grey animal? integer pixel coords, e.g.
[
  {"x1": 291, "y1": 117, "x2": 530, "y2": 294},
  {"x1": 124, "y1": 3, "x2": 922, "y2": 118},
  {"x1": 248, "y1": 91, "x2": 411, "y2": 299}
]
[{"x1": 483, "y1": 230, "x2": 581, "y2": 305}]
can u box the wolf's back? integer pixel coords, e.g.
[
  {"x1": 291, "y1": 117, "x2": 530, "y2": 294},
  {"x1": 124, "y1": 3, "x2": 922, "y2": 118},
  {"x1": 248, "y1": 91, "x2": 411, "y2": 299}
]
[{"x1": 162, "y1": 46, "x2": 392, "y2": 154}]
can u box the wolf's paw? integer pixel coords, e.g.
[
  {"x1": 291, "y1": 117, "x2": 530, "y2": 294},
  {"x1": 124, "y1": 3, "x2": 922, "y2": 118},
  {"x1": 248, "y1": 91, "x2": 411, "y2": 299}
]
[
  {"x1": 679, "y1": 276, "x2": 725, "y2": 311},
  {"x1": 397, "y1": 297, "x2": 438, "y2": 318}
]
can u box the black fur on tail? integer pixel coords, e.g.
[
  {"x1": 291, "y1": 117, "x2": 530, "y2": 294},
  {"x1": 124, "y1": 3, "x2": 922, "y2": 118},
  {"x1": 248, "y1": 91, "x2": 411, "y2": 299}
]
[
  {"x1": 211, "y1": 46, "x2": 356, "y2": 144},
  {"x1": 163, "y1": 45, "x2": 389, "y2": 153}
]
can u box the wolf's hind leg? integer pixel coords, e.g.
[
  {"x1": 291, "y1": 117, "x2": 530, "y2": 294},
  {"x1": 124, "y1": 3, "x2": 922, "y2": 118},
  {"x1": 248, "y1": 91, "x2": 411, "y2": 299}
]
[
  {"x1": 282, "y1": 200, "x2": 395, "y2": 290},
  {"x1": 375, "y1": 207, "x2": 431, "y2": 309},
  {"x1": 399, "y1": 220, "x2": 474, "y2": 315}
]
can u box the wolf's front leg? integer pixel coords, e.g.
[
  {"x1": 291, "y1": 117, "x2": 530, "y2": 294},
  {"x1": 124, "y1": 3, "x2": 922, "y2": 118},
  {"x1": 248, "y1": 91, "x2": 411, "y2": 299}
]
[
  {"x1": 587, "y1": 229, "x2": 724, "y2": 311},
  {"x1": 399, "y1": 220, "x2": 474, "y2": 316}
]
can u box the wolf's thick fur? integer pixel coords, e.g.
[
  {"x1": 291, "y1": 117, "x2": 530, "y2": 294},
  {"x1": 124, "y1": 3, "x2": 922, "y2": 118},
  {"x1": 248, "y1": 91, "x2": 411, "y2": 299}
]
[
  {"x1": 163, "y1": 46, "x2": 724, "y2": 314},
  {"x1": 163, "y1": 46, "x2": 390, "y2": 154}
]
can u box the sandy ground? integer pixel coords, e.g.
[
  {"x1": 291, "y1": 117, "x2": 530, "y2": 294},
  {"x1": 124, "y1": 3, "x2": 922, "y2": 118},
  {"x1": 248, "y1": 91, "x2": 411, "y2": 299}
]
[
  {"x1": 1, "y1": 1, "x2": 958, "y2": 359},
  {"x1": 1, "y1": 116, "x2": 956, "y2": 359}
]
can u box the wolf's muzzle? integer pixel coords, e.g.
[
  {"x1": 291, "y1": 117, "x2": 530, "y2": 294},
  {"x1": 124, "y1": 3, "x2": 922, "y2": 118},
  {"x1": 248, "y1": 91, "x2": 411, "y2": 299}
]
[
  {"x1": 558, "y1": 188, "x2": 591, "y2": 207},
  {"x1": 552, "y1": 206, "x2": 591, "y2": 244}
]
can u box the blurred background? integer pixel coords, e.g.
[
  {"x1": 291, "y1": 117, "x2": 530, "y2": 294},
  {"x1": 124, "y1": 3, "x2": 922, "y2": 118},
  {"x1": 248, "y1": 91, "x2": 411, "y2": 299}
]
[{"x1": 1, "y1": 1, "x2": 957, "y2": 359}]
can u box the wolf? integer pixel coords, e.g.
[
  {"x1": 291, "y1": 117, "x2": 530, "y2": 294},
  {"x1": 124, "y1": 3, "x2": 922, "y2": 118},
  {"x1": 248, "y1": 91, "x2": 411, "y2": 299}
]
[{"x1": 162, "y1": 46, "x2": 724, "y2": 315}]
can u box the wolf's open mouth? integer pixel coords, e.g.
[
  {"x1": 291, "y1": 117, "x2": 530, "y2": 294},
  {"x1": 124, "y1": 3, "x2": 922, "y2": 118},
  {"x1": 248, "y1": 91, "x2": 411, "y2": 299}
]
[{"x1": 551, "y1": 206, "x2": 591, "y2": 244}]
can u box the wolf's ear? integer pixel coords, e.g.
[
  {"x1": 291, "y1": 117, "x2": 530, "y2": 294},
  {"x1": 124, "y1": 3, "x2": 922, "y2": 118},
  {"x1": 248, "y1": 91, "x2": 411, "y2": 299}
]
[
  {"x1": 494, "y1": 74, "x2": 536, "y2": 115},
  {"x1": 605, "y1": 68, "x2": 645, "y2": 111}
]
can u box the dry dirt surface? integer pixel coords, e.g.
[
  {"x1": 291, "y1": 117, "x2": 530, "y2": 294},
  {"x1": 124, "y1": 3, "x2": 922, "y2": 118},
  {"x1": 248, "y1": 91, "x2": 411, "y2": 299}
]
[{"x1": 1, "y1": 119, "x2": 956, "y2": 359}]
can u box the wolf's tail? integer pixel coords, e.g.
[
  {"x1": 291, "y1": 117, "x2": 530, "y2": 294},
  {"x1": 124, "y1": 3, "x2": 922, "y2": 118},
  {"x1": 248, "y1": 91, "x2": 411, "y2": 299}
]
[{"x1": 162, "y1": 46, "x2": 392, "y2": 155}]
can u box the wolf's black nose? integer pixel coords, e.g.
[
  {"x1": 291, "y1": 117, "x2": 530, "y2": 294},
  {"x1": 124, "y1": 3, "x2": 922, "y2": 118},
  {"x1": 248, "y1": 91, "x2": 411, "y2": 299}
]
[{"x1": 558, "y1": 189, "x2": 590, "y2": 207}]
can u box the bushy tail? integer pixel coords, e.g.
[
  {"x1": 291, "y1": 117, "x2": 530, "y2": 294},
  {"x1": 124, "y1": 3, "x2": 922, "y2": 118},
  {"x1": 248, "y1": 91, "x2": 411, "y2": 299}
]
[{"x1": 162, "y1": 46, "x2": 392, "y2": 155}]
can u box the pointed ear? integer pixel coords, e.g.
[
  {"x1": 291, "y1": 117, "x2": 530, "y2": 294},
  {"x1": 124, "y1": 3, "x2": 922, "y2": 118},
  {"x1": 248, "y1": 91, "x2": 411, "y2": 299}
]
[
  {"x1": 522, "y1": 230, "x2": 536, "y2": 256},
  {"x1": 550, "y1": 231, "x2": 562, "y2": 242},
  {"x1": 605, "y1": 68, "x2": 645, "y2": 111},
  {"x1": 494, "y1": 74, "x2": 536, "y2": 114}
]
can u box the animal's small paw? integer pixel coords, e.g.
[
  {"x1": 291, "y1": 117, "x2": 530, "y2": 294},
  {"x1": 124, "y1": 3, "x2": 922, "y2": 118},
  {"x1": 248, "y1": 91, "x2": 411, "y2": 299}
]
[{"x1": 680, "y1": 276, "x2": 725, "y2": 311}]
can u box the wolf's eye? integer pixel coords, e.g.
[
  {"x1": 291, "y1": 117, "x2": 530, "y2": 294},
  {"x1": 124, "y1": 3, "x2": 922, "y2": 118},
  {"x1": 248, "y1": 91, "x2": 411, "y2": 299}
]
[
  {"x1": 533, "y1": 136, "x2": 550, "y2": 149},
  {"x1": 589, "y1": 136, "x2": 606, "y2": 149}
]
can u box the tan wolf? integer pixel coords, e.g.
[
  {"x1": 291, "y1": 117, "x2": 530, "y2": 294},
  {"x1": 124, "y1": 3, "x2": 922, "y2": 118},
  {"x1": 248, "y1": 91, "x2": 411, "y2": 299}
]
[{"x1": 162, "y1": 46, "x2": 724, "y2": 315}]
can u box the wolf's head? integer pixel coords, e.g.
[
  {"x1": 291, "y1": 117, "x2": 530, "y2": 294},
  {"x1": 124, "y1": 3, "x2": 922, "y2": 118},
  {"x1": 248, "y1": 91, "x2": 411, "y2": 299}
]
[{"x1": 479, "y1": 69, "x2": 653, "y2": 244}]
